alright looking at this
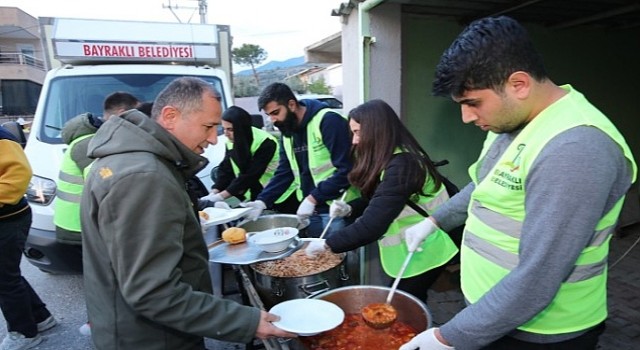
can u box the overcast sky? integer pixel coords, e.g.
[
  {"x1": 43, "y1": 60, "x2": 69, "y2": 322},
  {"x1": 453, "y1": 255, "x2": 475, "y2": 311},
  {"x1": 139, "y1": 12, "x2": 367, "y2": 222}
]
[{"x1": 4, "y1": 0, "x2": 342, "y2": 69}]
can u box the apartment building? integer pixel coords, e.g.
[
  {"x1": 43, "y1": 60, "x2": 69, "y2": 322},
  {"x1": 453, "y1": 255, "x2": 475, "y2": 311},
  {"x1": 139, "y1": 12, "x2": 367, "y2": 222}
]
[{"x1": 0, "y1": 6, "x2": 45, "y2": 117}]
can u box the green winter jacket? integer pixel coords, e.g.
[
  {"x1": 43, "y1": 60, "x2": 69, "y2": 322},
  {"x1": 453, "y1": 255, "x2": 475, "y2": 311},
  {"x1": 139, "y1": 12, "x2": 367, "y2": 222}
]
[{"x1": 81, "y1": 110, "x2": 261, "y2": 350}]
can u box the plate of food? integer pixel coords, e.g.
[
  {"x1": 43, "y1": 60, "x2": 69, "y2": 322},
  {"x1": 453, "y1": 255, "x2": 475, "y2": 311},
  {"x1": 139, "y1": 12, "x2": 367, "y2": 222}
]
[
  {"x1": 269, "y1": 299, "x2": 345, "y2": 336},
  {"x1": 199, "y1": 207, "x2": 252, "y2": 228}
]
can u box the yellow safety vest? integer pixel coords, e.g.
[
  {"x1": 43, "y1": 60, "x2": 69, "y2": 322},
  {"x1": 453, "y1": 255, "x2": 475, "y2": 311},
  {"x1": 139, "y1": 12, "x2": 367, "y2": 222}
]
[
  {"x1": 282, "y1": 109, "x2": 357, "y2": 203},
  {"x1": 54, "y1": 133, "x2": 93, "y2": 234},
  {"x1": 378, "y1": 150, "x2": 458, "y2": 277},
  {"x1": 227, "y1": 127, "x2": 291, "y2": 203},
  {"x1": 463, "y1": 85, "x2": 637, "y2": 334}
]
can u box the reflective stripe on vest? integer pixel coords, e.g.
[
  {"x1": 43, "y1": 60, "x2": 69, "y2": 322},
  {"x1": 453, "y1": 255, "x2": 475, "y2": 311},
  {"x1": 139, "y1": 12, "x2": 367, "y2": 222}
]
[
  {"x1": 282, "y1": 109, "x2": 347, "y2": 202},
  {"x1": 375, "y1": 150, "x2": 458, "y2": 278},
  {"x1": 463, "y1": 85, "x2": 637, "y2": 335},
  {"x1": 227, "y1": 127, "x2": 293, "y2": 203},
  {"x1": 53, "y1": 134, "x2": 93, "y2": 232}
]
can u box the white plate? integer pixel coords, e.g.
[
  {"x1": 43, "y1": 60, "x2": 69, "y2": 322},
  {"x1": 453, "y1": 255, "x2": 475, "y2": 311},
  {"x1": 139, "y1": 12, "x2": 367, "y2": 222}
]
[
  {"x1": 201, "y1": 207, "x2": 252, "y2": 227},
  {"x1": 270, "y1": 299, "x2": 344, "y2": 336}
]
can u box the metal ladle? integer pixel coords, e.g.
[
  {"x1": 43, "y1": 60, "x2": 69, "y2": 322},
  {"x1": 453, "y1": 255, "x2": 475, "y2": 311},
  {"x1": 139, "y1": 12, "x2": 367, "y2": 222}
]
[
  {"x1": 362, "y1": 250, "x2": 415, "y2": 329},
  {"x1": 318, "y1": 191, "x2": 348, "y2": 240}
]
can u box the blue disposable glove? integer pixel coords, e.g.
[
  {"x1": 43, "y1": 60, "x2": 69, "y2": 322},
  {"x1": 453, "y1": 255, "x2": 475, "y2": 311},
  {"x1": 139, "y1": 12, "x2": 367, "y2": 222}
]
[{"x1": 399, "y1": 328, "x2": 454, "y2": 350}]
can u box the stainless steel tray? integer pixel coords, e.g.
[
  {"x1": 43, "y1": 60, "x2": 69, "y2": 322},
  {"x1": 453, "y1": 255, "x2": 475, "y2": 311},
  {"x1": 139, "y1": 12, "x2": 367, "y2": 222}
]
[{"x1": 208, "y1": 236, "x2": 303, "y2": 265}]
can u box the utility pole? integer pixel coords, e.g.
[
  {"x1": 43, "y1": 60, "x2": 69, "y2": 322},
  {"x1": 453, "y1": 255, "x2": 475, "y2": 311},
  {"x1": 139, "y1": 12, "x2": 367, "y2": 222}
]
[
  {"x1": 198, "y1": 0, "x2": 208, "y2": 24},
  {"x1": 162, "y1": 0, "x2": 208, "y2": 24}
]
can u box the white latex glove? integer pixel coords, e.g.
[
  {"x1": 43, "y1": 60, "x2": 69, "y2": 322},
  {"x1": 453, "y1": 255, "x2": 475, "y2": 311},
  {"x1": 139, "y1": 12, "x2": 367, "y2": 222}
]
[
  {"x1": 304, "y1": 238, "x2": 327, "y2": 258},
  {"x1": 329, "y1": 200, "x2": 351, "y2": 218},
  {"x1": 399, "y1": 328, "x2": 454, "y2": 350},
  {"x1": 200, "y1": 192, "x2": 224, "y2": 203},
  {"x1": 214, "y1": 201, "x2": 231, "y2": 210},
  {"x1": 241, "y1": 200, "x2": 266, "y2": 221},
  {"x1": 296, "y1": 197, "x2": 316, "y2": 224},
  {"x1": 405, "y1": 218, "x2": 438, "y2": 253}
]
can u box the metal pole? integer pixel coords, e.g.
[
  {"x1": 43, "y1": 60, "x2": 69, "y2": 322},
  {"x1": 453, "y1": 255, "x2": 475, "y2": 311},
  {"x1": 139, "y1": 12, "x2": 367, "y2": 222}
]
[{"x1": 199, "y1": 0, "x2": 207, "y2": 24}]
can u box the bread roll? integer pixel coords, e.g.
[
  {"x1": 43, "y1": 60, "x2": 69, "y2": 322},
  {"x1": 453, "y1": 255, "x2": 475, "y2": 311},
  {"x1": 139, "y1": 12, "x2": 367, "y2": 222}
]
[
  {"x1": 222, "y1": 227, "x2": 247, "y2": 244},
  {"x1": 199, "y1": 211, "x2": 209, "y2": 221}
]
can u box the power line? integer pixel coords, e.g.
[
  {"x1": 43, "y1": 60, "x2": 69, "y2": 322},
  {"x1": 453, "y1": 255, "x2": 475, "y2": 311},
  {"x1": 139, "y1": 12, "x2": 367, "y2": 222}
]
[{"x1": 162, "y1": 0, "x2": 207, "y2": 24}]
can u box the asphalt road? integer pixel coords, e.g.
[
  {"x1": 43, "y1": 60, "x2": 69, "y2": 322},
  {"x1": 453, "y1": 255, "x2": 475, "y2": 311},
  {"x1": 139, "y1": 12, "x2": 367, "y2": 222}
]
[
  {"x1": 0, "y1": 257, "x2": 247, "y2": 350},
  {"x1": 0, "y1": 259, "x2": 93, "y2": 349}
]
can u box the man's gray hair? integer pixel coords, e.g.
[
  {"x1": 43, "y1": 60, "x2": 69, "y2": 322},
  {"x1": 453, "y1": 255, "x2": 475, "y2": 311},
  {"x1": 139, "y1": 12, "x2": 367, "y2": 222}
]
[{"x1": 151, "y1": 77, "x2": 221, "y2": 119}]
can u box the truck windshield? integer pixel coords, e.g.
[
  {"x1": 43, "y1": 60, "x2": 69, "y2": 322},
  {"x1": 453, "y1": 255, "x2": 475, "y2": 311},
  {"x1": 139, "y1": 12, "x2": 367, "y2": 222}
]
[{"x1": 39, "y1": 74, "x2": 226, "y2": 143}]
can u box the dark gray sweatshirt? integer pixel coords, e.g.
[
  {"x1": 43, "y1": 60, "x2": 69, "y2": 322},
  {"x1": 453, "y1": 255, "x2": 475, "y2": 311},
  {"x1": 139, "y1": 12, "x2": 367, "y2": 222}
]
[{"x1": 434, "y1": 126, "x2": 633, "y2": 349}]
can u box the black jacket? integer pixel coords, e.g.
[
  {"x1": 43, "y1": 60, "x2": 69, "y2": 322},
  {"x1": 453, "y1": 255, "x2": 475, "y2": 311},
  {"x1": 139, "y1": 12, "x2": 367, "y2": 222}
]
[
  {"x1": 326, "y1": 153, "x2": 417, "y2": 252},
  {"x1": 213, "y1": 137, "x2": 277, "y2": 201}
]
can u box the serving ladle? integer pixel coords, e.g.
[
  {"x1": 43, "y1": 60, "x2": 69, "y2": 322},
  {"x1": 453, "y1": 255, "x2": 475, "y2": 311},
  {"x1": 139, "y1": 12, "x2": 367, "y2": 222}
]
[{"x1": 361, "y1": 250, "x2": 415, "y2": 329}]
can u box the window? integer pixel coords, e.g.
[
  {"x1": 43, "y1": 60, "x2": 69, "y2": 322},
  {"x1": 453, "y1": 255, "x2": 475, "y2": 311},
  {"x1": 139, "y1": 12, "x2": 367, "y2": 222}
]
[{"x1": 38, "y1": 74, "x2": 226, "y2": 143}]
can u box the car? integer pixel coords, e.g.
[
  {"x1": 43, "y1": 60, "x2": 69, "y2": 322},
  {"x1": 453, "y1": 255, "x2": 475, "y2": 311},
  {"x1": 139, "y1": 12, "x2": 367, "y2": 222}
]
[{"x1": 296, "y1": 94, "x2": 344, "y2": 115}]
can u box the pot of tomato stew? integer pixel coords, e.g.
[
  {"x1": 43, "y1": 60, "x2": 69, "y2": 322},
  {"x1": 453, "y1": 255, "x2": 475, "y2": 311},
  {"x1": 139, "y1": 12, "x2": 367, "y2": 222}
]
[{"x1": 297, "y1": 285, "x2": 431, "y2": 350}]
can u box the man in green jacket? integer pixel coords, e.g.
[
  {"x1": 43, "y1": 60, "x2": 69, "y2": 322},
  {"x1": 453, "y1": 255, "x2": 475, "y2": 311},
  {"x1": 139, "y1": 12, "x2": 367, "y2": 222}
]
[{"x1": 81, "y1": 77, "x2": 294, "y2": 349}]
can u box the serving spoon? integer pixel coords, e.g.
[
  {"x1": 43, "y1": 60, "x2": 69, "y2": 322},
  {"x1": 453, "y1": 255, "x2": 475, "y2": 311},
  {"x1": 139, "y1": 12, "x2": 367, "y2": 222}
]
[
  {"x1": 318, "y1": 191, "x2": 348, "y2": 240},
  {"x1": 361, "y1": 250, "x2": 415, "y2": 329}
]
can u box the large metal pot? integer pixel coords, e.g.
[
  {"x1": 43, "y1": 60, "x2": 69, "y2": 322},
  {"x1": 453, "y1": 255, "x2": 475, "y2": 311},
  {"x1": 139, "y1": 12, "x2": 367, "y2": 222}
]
[
  {"x1": 283, "y1": 285, "x2": 431, "y2": 350},
  {"x1": 240, "y1": 216, "x2": 355, "y2": 308},
  {"x1": 311, "y1": 285, "x2": 431, "y2": 331},
  {"x1": 239, "y1": 214, "x2": 307, "y2": 233},
  {"x1": 248, "y1": 248, "x2": 354, "y2": 308}
]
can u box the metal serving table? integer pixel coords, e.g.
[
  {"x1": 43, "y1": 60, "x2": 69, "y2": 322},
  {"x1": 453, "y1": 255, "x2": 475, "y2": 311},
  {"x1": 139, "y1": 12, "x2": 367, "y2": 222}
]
[
  {"x1": 203, "y1": 223, "x2": 301, "y2": 350},
  {"x1": 203, "y1": 216, "x2": 375, "y2": 350}
]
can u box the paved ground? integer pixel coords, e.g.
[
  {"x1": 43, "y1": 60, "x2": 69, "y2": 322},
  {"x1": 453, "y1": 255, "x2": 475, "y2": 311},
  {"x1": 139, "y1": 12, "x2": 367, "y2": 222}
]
[
  {"x1": 426, "y1": 227, "x2": 640, "y2": 350},
  {"x1": 599, "y1": 227, "x2": 640, "y2": 349}
]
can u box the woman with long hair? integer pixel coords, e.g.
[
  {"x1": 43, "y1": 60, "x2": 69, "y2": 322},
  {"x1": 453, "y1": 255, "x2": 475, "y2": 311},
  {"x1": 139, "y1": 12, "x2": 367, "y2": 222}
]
[
  {"x1": 203, "y1": 106, "x2": 298, "y2": 213},
  {"x1": 307, "y1": 99, "x2": 459, "y2": 301}
]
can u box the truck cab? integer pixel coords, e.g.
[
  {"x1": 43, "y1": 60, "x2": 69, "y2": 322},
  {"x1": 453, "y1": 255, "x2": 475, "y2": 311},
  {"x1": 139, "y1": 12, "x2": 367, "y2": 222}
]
[{"x1": 23, "y1": 18, "x2": 232, "y2": 273}]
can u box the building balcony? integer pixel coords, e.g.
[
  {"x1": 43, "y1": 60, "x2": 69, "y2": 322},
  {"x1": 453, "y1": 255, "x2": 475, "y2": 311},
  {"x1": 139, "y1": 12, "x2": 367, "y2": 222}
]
[{"x1": 0, "y1": 52, "x2": 46, "y2": 83}]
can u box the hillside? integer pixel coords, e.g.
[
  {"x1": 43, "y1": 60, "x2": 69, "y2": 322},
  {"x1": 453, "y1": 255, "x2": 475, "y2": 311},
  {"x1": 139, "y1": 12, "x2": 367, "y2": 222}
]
[
  {"x1": 233, "y1": 56, "x2": 331, "y2": 94},
  {"x1": 235, "y1": 56, "x2": 305, "y2": 76}
]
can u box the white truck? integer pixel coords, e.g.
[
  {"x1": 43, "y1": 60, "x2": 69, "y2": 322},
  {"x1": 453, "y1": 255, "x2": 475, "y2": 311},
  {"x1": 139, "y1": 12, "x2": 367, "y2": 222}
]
[{"x1": 23, "y1": 17, "x2": 232, "y2": 273}]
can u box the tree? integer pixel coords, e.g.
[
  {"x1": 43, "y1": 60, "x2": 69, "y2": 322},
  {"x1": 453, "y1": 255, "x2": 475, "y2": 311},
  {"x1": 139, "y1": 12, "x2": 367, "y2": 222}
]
[
  {"x1": 307, "y1": 76, "x2": 332, "y2": 94},
  {"x1": 285, "y1": 76, "x2": 306, "y2": 94},
  {"x1": 233, "y1": 76, "x2": 259, "y2": 97},
  {"x1": 232, "y1": 44, "x2": 267, "y2": 86}
]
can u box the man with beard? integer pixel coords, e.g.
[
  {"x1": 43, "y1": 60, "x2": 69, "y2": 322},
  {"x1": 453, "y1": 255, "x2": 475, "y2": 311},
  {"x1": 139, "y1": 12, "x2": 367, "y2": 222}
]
[{"x1": 243, "y1": 83, "x2": 352, "y2": 237}]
